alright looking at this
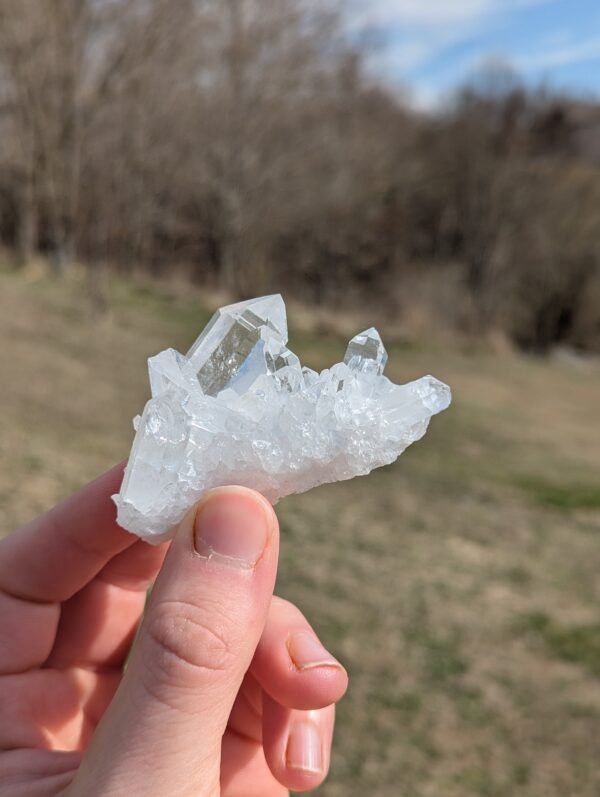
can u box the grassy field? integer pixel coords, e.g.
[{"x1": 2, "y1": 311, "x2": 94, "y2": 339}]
[{"x1": 1, "y1": 263, "x2": 599, "y2": 796}]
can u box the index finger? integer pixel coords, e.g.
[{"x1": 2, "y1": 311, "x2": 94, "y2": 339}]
[{"x1": 0, "y1": 463, "x2": 135, "y2": 604}]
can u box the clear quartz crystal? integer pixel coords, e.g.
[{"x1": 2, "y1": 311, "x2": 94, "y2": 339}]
[
  {"x1": 344, "y1": 327, "x2": 388, "y2": 374},
  {"x1": 184, "y1": 294, "x2": 288, "y2": 396},
  {"x1": 114, "y1": 295, "x2": 451, "y2": 543}
]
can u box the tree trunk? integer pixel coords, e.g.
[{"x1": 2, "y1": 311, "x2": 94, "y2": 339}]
[
  {"x1": 16, "y1": 167, "x2": 37, "y2": 266},
  {"x1": 85, "y1": 259, "x2": 110, "y2": 318}
]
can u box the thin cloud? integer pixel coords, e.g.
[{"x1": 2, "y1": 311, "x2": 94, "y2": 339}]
[
  {"x1": 350, "y1": 0, "x2": 554, "y2": 29},
  {"x1": 516, "y1": 35, "x2": 600, "y2": 70},
  {"x1": 351, "y1": 0, "x2": 557, "y2": 78},
  {"x1": 351, "y1": 0, "x2": 493, "y2": 28}
]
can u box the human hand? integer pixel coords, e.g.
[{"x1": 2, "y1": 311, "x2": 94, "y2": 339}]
[{"x1": 0, "y1": 465, "x2": 347, "y2": 796}]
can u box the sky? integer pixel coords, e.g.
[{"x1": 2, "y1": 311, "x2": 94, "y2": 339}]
[{"x1": 351, "y1": 0, "x2": 600, "y2": 108}]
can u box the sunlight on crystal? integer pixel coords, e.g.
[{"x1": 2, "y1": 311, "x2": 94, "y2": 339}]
[{"x1": 113, "y1": 295, "x2": 451, "y2": 543}]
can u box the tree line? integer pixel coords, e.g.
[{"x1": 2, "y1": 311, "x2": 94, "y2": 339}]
[{"x1": 0, "y1": 0, "x2": 599, "y2": 352}]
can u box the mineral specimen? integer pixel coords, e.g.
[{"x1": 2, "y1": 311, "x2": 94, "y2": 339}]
[{"x1": 113, "y1": 295, "x2": 451, "y2": 543}]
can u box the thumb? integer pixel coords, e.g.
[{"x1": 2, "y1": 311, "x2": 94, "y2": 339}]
[{"x1": 71, "y1": 486, "x2": 279, "y2": 797}]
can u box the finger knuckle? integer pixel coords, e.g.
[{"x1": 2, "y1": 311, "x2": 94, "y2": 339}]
[{"x1": 143, "y1": 599, "x2": 234, "y2": 692}]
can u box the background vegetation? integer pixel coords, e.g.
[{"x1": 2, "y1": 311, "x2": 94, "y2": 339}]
[
  {"x1": 0, "y1": 2, "x2": 599, "y2": 796},
  {"x1": 0, "y1": 0, "x2": 599, "y2": 351}
]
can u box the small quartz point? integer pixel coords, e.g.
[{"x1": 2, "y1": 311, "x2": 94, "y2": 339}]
[
  {"x1": 113, "y1": 295, "x2": 451, "y2": 543},
  {"x1": 344, "y1": 327, "x2": 388, "y2": 374}
]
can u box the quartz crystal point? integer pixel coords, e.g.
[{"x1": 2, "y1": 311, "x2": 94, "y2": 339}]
[
  {"x1": 113, "y1": 295, "x2": 451, "y2": 543},
  {"x1": 344, "y1": 327, "x2": 388, "y2": 374}
]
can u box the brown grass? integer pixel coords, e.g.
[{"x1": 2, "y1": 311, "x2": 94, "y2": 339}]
[{"x1": 1, "y1": 263, "x2": 600, "y2": 796}]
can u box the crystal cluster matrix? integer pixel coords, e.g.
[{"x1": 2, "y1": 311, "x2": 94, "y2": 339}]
[{"x1": 114, "y1": 295, "x2": 451, "y2": 543}]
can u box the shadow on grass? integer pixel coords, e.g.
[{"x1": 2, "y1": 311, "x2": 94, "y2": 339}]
[
  {"x1": 514, "y1": 476, "x2": 600, "y2": 511},
  {"x1": 518, "y1": 611, "x2": 600, "y2": 677}
]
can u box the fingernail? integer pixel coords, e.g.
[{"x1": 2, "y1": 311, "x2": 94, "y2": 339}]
[
  {"x1": 286, "y1": 720, "x2": 323, "y2": 774},
  {"x1": 288, "y1": 632, "x2": 346, "y2": 672},
  {"x1": 194, "y1": 488, "x2": 270, "y2": 569}
]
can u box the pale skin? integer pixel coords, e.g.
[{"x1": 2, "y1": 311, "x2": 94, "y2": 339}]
[{"x1": 0, "y1": 464, "x2": 348, "y2": 796}]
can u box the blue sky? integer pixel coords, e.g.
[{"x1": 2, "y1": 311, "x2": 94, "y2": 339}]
[{"x1": 351, "y1": 0, "x2": 600, "y2": 108}]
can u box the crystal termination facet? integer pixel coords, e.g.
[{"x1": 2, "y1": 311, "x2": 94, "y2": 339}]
[{"x1": 113, "y1": 295, "x2": 451, "y2": 543}]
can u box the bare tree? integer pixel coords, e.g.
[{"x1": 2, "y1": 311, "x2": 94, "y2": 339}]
[
  {"x1": 0, "y1": 0, "x2": 91, "y2": 269},
  {"x1": 0, "y1": 2, "x2": 598, "y2": 351}
]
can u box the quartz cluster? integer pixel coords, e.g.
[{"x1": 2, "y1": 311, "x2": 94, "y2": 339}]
[{"x1": 113, "y1": 295, "x2": 451, "y2": 543}]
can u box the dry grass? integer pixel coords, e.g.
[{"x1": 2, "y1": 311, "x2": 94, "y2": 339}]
[{"x1": 1, "y1": 263, "x2": 599, "y2": 796}]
